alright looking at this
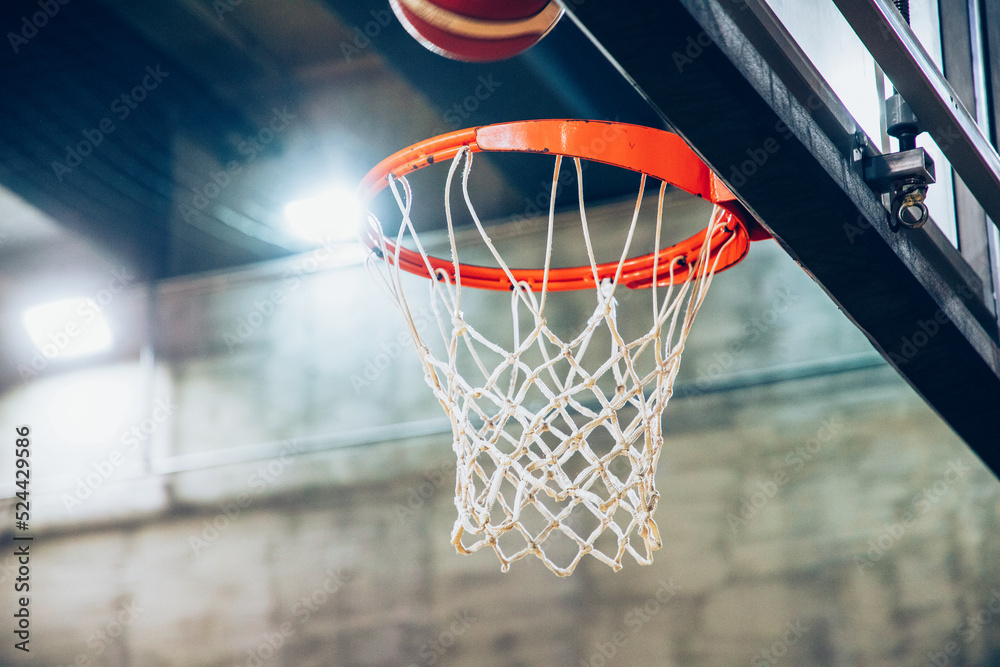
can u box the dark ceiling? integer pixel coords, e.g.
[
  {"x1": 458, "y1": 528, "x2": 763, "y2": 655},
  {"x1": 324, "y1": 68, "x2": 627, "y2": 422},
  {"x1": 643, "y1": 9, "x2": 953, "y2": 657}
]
[{"x1": 0, "y1": 0, "x2": 663, "y2": 282}]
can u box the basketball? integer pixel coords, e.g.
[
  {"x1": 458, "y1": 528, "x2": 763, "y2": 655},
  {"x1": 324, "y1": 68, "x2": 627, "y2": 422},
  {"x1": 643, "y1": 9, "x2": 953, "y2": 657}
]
[{"x1": 389, "y1": 0, "x2": 564, "y2": 62}]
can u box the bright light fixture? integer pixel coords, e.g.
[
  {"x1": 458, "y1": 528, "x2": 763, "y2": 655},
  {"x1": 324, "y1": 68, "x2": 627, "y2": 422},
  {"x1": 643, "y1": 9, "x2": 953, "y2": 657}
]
[
  {"x1": 23, "y1": 297, "x2": 113, "y2": 360},
  {"x1": 284, "y1": 186, "x2": 364, "y2": 244}
]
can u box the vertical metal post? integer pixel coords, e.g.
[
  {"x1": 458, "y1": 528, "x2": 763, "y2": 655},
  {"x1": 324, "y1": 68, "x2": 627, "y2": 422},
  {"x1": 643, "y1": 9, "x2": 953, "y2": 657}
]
[
  {"x1": 971, "y1": 0, "x2": 1000, "y2": 321},
  {"x1": 139, "y1": 278, "x2": 157, "y2": 476}
]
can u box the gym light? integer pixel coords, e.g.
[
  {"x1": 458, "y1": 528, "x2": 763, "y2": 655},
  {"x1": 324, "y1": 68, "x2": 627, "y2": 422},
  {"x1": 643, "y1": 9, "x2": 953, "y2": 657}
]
[
  {"x1": 23, "y1": 297, "x2": 113, "y2": 360},
  {"x1": 284, "y1": 186, "x2": 364, "y2": 244}
]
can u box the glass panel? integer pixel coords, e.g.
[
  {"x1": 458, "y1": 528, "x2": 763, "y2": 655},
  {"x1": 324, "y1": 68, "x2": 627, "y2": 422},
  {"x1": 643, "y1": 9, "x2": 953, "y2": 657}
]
[
  {"x1": 909, "y1": 0, "x2": 958, "y2": 245},
  {"x1": 764, "y1": 0, "x2": 959, "y2": 245}
]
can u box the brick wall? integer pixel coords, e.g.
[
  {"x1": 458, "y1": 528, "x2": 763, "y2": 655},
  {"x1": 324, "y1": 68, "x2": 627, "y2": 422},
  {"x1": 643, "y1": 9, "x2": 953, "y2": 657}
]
[{"x1": 2, "y1": 197, "x2": 998, "y2": 666}]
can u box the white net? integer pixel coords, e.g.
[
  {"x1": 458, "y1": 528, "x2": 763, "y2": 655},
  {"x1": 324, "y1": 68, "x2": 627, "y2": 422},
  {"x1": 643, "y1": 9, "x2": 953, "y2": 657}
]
[{"x1": 366, "y1": 149, "x2": 735, "y2": 576}]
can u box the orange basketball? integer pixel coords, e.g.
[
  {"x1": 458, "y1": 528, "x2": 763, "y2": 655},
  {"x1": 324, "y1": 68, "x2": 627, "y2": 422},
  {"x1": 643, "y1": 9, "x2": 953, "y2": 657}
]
[{"x1": 389, "y1": 0, "x2": 564, "y2": 62}]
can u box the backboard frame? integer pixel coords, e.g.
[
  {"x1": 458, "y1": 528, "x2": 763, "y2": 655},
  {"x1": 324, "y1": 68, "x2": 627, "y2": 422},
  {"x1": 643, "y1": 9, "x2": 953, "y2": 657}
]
[{"x1": 567, "y1": 0, "x2": 1000, "y2": 474}]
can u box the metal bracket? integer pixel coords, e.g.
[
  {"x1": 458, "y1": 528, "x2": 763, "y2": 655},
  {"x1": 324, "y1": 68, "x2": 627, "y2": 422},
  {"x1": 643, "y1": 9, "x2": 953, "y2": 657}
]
[
  {"x1": 863, "y1": 148, "x2": 935, "y2": 194},
  {"x1": 831, "y1": 0, "x2": 1000, "y2": 234}
]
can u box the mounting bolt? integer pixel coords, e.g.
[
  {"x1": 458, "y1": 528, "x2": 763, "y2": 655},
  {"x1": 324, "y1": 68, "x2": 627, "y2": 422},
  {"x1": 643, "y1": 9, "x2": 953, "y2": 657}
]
[{"x1": 886, "y1": 93, "x2": 921, "y2": 152}]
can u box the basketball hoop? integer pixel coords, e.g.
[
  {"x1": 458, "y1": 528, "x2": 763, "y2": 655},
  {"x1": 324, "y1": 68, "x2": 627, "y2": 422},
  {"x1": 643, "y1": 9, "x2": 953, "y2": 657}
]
[{"x1": 360, "y1": 120, "x2": 761, "y2": 575}]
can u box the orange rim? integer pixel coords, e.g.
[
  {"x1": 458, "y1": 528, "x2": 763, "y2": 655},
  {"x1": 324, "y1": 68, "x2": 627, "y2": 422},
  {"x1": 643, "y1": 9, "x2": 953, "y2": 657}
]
[{"x1": 359, "y1": 119, "x2": 759, "y2": 291}]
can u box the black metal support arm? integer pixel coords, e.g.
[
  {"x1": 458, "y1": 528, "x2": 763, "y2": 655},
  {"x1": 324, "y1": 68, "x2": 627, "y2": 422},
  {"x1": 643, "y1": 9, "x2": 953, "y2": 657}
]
[{"x1": 568, "y1": 0, "x2": 1000, "y2": 474}]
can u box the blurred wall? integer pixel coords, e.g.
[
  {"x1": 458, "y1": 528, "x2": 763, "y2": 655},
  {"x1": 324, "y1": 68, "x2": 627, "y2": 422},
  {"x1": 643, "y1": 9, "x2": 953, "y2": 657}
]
[{"x1": 2, "y1": 196, "x2": 999, "y2": 666}]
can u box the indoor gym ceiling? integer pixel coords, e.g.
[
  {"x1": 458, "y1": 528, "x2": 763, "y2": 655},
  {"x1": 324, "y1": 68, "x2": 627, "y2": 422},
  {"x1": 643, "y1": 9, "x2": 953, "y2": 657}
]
[{"x1": 0, "y1": 0, "x2": 664, "y2": 283}]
